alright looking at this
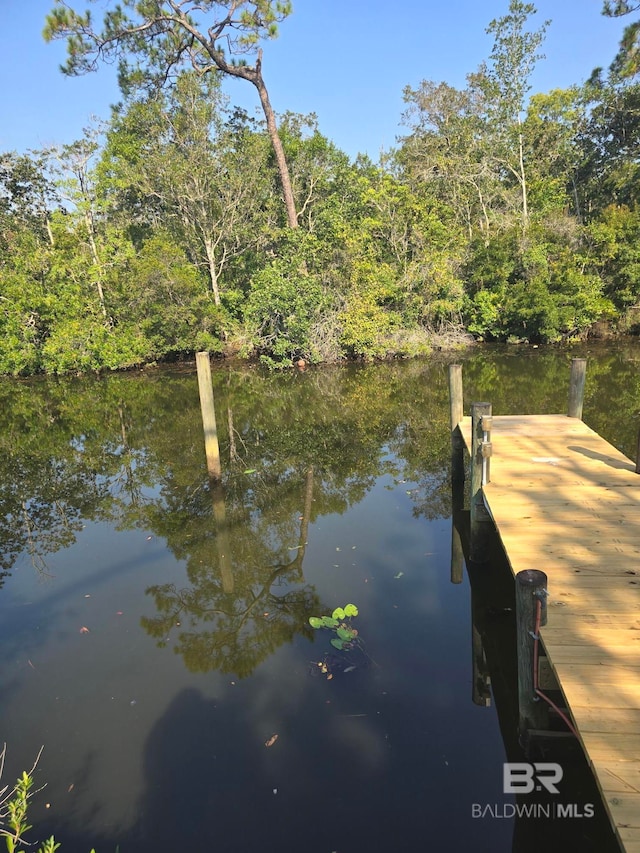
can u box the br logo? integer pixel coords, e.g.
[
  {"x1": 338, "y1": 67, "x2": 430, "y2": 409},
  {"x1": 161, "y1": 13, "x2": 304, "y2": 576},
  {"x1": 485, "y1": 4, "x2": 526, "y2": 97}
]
[{"x1": 503, "y1": 763, "x2": 563, "y2": 794}]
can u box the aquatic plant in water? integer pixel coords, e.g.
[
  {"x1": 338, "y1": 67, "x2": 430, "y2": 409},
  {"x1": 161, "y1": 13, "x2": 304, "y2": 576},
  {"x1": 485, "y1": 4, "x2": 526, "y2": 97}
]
[{"x1": 309, "y1": 604, "x2": 360, "y2": 651}]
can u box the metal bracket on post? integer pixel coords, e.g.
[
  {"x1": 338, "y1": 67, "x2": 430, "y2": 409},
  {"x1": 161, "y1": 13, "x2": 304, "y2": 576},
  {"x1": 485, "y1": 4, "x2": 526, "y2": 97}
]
[
  {"x1": 470, "y1": 402, "x2": 492, "y2": 563},
  {"x1": 480, "y1": 414, "x2": 493, "y2": 485},
  {"x1": 516, "y1": 570, "x2": 549, "y2": 738}
]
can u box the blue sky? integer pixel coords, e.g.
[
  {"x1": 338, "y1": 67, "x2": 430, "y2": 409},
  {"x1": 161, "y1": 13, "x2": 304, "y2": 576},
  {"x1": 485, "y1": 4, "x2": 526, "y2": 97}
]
[{"x1": 0, "y1": 1, "x2": 631, "y2": 160}]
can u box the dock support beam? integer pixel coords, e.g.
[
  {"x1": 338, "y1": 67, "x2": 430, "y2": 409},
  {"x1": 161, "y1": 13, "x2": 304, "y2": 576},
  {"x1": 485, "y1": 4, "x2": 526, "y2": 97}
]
[
  {"x1": 567, "y1": 358, "x2": 587, "y2": 419},
  {"x1": 470, "y1": 402, "x2": 492, "y2": 563},
  {"x1": 196, "y1": 351, "x2": 222, "y2": 482},
  {"x1": 515, "y1": 570, "x2": 549, "y2": 737}
]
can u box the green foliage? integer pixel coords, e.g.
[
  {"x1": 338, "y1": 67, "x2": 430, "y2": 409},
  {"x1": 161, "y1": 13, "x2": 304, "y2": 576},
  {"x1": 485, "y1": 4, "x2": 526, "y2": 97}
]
[
  {"x1": 589, "y1": 204, "x2": 640, "y2": 311},
  {"x1": 114, "y1": 233, "x2": 225, "y2": 359},
  {"x1": 308, "y1": 603, "x2": 360, "y2": 651},
  {"x1": 339, "y1": 261, "x2": 402, "y2": 359},
  {"x1": 3, "y1": 771, "x2": 33, "y2": 852},
  {"x1": 44, "y1": 1, "x2": 293, "y2": 83},
  {"x1": 0, "y1": 749, "x2": 80, "y2": 853},
  {"x1": 44, "y1": 1, "x2": 299, "y2": 227},
  {"x1": 603, "y1": 1, "x2": 640, "y2": 78},
  {"x1": 0, "y1": 2, "x2": 637, "y2": 377},
  {"x1": 465, "y1": 223, "x2": 613, "y2": 342},
  {"x1": 243, "y1": 232, "x2": 335, "y2": 366}
]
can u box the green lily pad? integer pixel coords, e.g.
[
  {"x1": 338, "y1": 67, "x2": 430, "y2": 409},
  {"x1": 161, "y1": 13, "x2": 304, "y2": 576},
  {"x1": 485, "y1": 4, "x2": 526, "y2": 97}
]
[
  {"x1": 337, "y1": 626, "x2": 354, "y2": 641},
  {"x1": 330, "y1": 638, "x2": 345, "y2": 650},
  {"x1": 332, "y1": 607, "x2": 345, "y2": 621},
  {"x1": 308, "y1": 616, "x2": 324, "y2": 629},
  {"x1": 344, "y1": 603, "x2": 359, "y2": 617},
  {"x1": 322, "y1": 616, "x2": 339, "y2": 628}
]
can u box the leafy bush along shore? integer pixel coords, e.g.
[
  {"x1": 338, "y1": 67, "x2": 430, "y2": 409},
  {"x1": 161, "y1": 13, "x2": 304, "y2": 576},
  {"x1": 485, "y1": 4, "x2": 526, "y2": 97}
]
[
  {"x1": 2, "y1": 2, "x2": 640, "y2": 375},
  {"x1": 0, "y1": 746, "x2": 93, "y2": 853}
]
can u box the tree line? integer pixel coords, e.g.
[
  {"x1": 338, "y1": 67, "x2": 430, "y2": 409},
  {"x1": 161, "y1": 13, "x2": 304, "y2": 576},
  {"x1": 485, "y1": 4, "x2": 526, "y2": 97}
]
[{"x1": 1, "y1": 0, "x2": 639, "y2": 375}]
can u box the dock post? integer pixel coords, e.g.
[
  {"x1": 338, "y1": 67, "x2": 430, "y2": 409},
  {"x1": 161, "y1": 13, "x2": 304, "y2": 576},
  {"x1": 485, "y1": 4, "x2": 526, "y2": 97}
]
[
  {"x1": 449, "y1": 364, "x2": 465, "y2": 582},
  {"x1": 196, "y1": 351, "x2": 222, "y2": 482},
  {"x1": 470, "y1": 402, "x2": 492, "y2": 563},
  {"x1": 448, "y1": 364, "x2": 465, "y2": 483},
  {"x1": 515, "y1": 570, "x2": 548, "y2": 737},
  {"x1": 567, "y1": 358, "x2": 587, "y2": 419}
]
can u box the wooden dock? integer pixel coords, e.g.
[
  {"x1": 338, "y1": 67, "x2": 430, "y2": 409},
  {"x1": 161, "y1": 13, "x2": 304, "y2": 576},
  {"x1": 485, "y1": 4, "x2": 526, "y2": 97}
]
[{"x1": 460, "y1": 413, "x2": 640, "y2": 852}]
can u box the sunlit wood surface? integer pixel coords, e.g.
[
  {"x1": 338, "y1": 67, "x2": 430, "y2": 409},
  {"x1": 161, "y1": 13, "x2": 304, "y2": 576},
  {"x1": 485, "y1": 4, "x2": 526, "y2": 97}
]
[{"x1": 461, "y1": 414, "x2": 640, "y2": 852}]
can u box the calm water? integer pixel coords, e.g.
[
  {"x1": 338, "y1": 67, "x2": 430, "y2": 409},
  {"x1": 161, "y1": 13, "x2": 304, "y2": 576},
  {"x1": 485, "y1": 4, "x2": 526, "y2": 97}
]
[{"x1": 1, "y1": 342, "x2": 638, "y2": 853}]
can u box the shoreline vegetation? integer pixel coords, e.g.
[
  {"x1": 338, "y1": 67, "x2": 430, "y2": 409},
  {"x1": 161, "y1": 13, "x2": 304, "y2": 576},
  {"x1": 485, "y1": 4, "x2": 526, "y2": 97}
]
[
  {"x1": 3, "y1": 1, "x2": 640, "y2": 376},
  {"x1": 3, "y1": 326, "x2": 638, "y2": 381}
]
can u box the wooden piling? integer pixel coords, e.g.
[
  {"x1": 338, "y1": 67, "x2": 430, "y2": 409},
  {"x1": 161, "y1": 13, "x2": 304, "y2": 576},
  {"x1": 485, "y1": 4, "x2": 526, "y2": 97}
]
[
  {"x1": 448, "y1": 364, "x2": 465, "y2": 483},
  {"x1": 448, "y1": 364, "x2": 463, "y2": 431},
  {"x1": 515, "y1": 570, "x2": 548, "y2": 736},
  {"x1": 470, "y1": 402, "x2": 492, "y2": 563},
  {"x1": 567, "y1": 358, "x2": 587, "y2": 419},
  {"x1": 448, "y1": 363, "x2": 466, "y2": 579},
  {"x1": 196, "y1": 351, "x2": 222, "y2": 482}
]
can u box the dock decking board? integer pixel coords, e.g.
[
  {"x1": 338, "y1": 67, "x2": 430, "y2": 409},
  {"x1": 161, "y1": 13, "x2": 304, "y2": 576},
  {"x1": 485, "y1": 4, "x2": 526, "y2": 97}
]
[{"x1": 461, "y1": 414, "x2": 640, "y2": 851}]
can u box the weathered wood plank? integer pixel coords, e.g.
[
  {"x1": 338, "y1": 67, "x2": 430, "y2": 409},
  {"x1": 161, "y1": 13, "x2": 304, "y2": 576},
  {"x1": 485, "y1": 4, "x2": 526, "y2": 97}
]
[
  {"x1": 593, "y1": 760, "x2": 640, "y2": 794},
  {"x1": 575, "y1": 709, "x2": 640, "y2": 735},
  {"x1": 581, "y1": 733, "x2": 640, "y2": 761},
  {"x1": 601, "y1": 790, "x2": 640, "y2": 826},
  {"x1": 617, "y1": 829, "x2": 640, "y2": 851},
  {"x1": 545, "y1": 575, "x2": 640, "y2": 588},
  {"x1": 557, "y1": 683, "x2": 640, "y2": 710},
  {"x1": 550, "y1": 664, "x2": 640, "y2": 690},
  {"x1": 546, "y1": 645, "x2": 640, "y2": 664}
]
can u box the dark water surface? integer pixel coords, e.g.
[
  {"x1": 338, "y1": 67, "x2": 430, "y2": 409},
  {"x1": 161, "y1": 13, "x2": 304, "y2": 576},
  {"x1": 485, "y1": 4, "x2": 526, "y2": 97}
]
[{"x1": 1, "y1": 342, "x2": 638, "y2": 853}]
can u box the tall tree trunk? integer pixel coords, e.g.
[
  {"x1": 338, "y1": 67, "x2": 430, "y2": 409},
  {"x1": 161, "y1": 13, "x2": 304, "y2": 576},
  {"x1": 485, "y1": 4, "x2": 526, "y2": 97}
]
[
  {"x1": 203, "y1": 235, "x2": 222, "y2": 306},
  {"x1": 44, "y1": 215, "x2": 55, "y2": 248},
  {"x1": 252, "y1": 56, "x2": 298, "y2": 229},
  {"x1": 204, "y1": 47, "x2": 299, "y2": 229},
  {"x1": 517, "y1": 123, "x2": 529, "y2": 230},
  {"x1": 85, "y1": 211, "x2": 107, "y2": 318},
  {"x1": 571, "y1": 173, "x2": 582, "y2": 223}
]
